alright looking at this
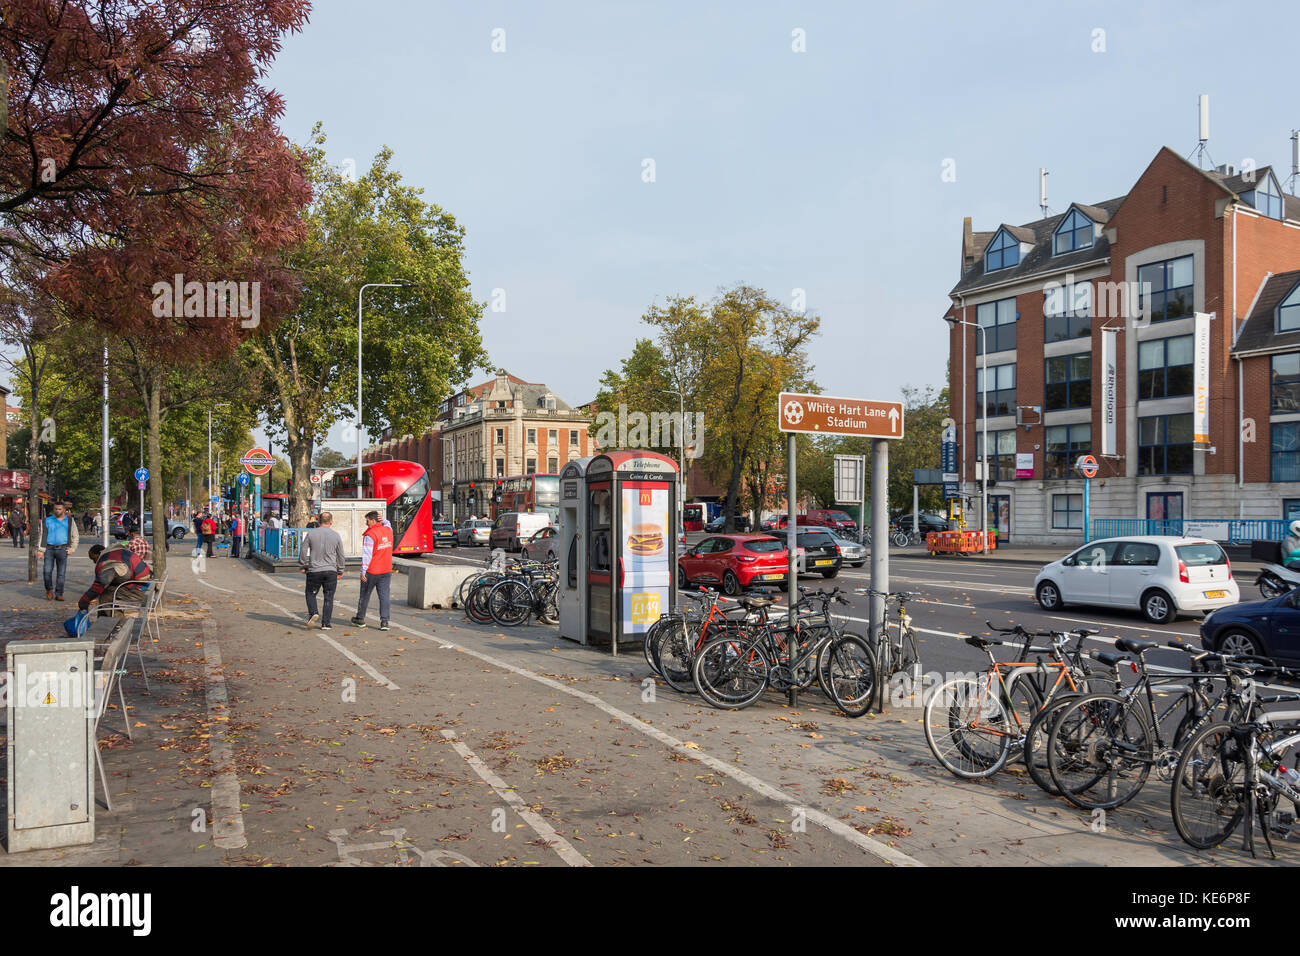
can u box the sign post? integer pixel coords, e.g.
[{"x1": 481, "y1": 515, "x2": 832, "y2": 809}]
[
  {"x1": 779, "y1": 391, "x2": 905, "y2": 710},
  {"x1": 1076, "y1": 454, "x2": 1098, "y2": 540}
]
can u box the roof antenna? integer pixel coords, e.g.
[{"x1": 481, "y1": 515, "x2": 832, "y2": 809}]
[
  {"x1": 1039, "y1": 168, "x2": 1049, "y2": 218},
  {"x1": 1190, "y1": 94, "x2": 1213, "y2": 169},
  {"x1": 1288, "y1": 129, "x2": 1299, "y2": 194}
]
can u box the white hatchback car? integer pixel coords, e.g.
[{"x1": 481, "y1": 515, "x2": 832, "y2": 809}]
[{"x1": 1033, "y1": 536, "x2": 1239, "y2": 624}]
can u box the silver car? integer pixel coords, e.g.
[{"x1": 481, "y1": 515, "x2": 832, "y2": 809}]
[
  {"x1": 828, "y1": 532, "x2": 866, "y2": 568},
  {"x1": 457, "y1": 518, "x2": 492, "y2": 546}
]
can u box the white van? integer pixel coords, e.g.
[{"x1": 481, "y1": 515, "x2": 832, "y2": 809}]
[{"x1": 489, "y1": 512, "x2": 553, "y2": 552}]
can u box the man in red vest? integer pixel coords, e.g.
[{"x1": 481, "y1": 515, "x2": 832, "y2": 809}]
[{"x1": 351, "y1": 510, "x2": 393, "y2": 631}]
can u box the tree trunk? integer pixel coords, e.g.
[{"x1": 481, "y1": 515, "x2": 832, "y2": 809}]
[
  {"x1": 147, "y1": 379, "x2": 167, "y2": 578},
  {"x1": 285, "y1": 428, "x2": 314, "y2": 527},
  {"x1": 723, "y1": 441, "x2": 744, "y2": 532},
  {"x1": 25, "y1": 389, "x2": 39, "y2": 584}
]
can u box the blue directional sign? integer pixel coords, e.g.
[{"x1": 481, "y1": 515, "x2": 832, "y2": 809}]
[
  {"x1": 134, "y1": 467, "x2": 150, "y2": 482},
  {"x1": 237, "y1": 473, "x2": 251, "y2": 486}
]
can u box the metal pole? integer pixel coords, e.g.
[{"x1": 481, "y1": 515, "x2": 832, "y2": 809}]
[
  {"x1": 978, "y1": 323, "x2": 988, "y2": 554},
  {"x1": 785, "y1": 433, "x2": 798, "y2": 707},
  {"x1": 207, "y1": 409, "x2": 212, "y2": 514},
  {"x1": 357, "y1": 285, "x2": 364, "y2": 500},
  {"x1": 678, "y1": 386, "x2": 685, "y2": 533},
  {"x1": 138, "y1": 427, "x2": 144, "y2": 525},
  {"x1": 870, "y1": 438, "x2": 889, "y2": 707},
  {"x1": 101, "y1": 339, "x2": 109, "y2": 548},
  {"x1": 860, "y1": 454, "x2": 867, "y2": 543},
  {"x1": 913, "y1": 484, "x2": 919, "y2": 537}
]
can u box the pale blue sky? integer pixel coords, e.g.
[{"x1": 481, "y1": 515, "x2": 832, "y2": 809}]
[{"x1": 255, "y1": 0, "x2": 1299, "y2": 452}]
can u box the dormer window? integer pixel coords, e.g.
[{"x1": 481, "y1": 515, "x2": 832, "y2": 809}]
[
  {"x1": 1279, "y1": 280, "x2": 1300, "y2": 333},
  {"x1": 984, "y1": 229, "x2": 1020, "y2": 272},
  {"x1": 1244, "y1": 172, "x2": 1284, "y2": 220},
  {"x1": 1052, "y1": 208, "x2": 1095, "y2": 255}
]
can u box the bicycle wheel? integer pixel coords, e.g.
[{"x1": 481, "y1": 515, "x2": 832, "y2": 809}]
[
  {"x1": 1002, "y1": 673, "x2": 1042, "y2": 761},
  {"x1": 892, "y1": 530, "x2": 908, "y2": 548},
  {"x1": 923, "y1": 677, "x2": 1012, "y2": 779},
  {"x1": 825, "y1": 634, "x2": 877, "y2": 718},
  {"x1": 466, "y1": 575, "x2": 502, "y2": 623},
  {"x1": 692, "y1": 634, "x2": 770, "y2": 710},
  {"x1": 487, "y1": 579, "x2": 533, "y2": 627},
  {"x1": 1023, "y1": 693, "x2": 1082, "y2": 796},
  {"x1": 643, "y1": 617, "x2": 670, "y2": 677},
  {"x1": 1170, "y1": 721, "x2": 1247, "y2": 849},
  {"x1": 1048, "y1": 693, "x2": 1152, "y2": 811},
  {"x1": 457, "y1": 570, "x2": 488, "y2": 608},
  {"x1": 656, "y1": 619, "x2": 703, "y2": 695}
]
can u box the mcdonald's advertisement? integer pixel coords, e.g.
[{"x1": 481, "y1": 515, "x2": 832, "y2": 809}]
[{"x1": 621, "y1": 484, "x2": 670, "y2": 634}]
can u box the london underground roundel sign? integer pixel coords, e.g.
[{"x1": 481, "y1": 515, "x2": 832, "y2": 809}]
[
  {"x1": 1075, "y1": 454, "x2": 1099, "y2": 479},
  {"x1": 240, "y1": 446, "x2": 275, "y2": 476}
]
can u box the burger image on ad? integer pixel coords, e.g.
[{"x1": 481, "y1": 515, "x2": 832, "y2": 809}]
[{"x1": 627, "y1": 522, "x2": 665, "y2": 556}]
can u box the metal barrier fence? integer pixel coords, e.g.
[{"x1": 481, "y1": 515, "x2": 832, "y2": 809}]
[
  {"x1": 1090, "y1": 518, "x2": 1286, "y2": 545},
  {"x1": 257, "y1": 527, "x2": 304, "y2": 560}
]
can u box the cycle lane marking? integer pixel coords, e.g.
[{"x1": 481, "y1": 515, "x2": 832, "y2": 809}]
[
  {"x1": 246, "y1": 565, "x2": 921, "y2": 866},
  {"x1": 264, "y1": 599, "x2": 399, "y2": 690},
  {"x1": 439, "y1": 728, "x2": 590, "y2": 867}
]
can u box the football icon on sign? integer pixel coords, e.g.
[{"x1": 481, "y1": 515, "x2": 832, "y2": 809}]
[{"x1": 782, "y1": 400, "x2": 805, "y2": 425}]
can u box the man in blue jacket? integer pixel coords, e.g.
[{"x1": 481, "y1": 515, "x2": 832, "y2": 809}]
[{"x1": 37, "y1": 501, "x2": 79, "y2": 600}]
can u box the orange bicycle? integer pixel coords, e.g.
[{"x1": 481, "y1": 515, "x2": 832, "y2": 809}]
[{"x1": 923, "y1": 622, "x2": 1096, "y2": 779}]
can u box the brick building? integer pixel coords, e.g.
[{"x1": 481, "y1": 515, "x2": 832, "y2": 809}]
[
  {"x1": 364, "y1": 371, "x2": 594, "y2": 521},
  {"x1": 946, "y1": 145, "x2": 1300, "y2": 544}
]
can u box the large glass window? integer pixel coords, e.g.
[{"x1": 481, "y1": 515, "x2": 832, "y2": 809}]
[
  {"x1": 1272, "y1": 353, "x2": 1300, "y2": 413},
  {"x1": 977, "y1": 429, "x2": 1017, "y2": 481},
  {"x1": 388, "y1": 474, "x2": 429, "y2": 544},
  {"x1": 1279, "y1": 282, "x2": 1300, "y2": 333},
  {"x1": 1044, "y1": 424, "x2": 1091, "y2": 478},
  {"x1": 1044, "y1": 281, "x2": 1091, "y2": 342},
  {"x1": 1273, "y1": 423, "x2": 1300, "y2": 482},
  {"x1": 1138, "y1": 335, "x2": 1194, "y2": 399},
  {"x1": 1137, "y1": 255, "x2": 1194, "y2": 324},
  {"x1": 1245, "y1": 173, "x2": 1284, "y2": 221},
  {"x1": 1052, "y1": 208, "x2": 1095, "y2": 255},
  {"x1": 1051, "y1": 494, "x2": 1083, "y2": 530},
  {"x1": 975, "y1": 363, "x2": 1016, "y2": 418},
  {"x1": 1045, "y1": 353, "x2": 1091, "y2": 410},
  {"x1": 975, "y1": 297, "x2": 1017, "y2": 353},
  {"x1": 1138, "y1": 414, "x2": 1193, "y2": 475},
  {"x1": 984, "y1": 230, "x2": 1020, "y2": 272}
]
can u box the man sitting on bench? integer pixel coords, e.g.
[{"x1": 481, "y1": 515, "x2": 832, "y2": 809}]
[{"x1": 79, "y1": 544, "x2": 152, "y2": 616}]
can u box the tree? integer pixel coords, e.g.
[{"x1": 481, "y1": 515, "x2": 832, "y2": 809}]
[
  {"x1": 0, "y1": 0, "x2": 312, "y2": 264},
  {"x1": 312, "y1": 446, "x2": 350, "y2": 468},
  {"x1": 244, "y1": 128, "x2": 489, "y2": 526}
]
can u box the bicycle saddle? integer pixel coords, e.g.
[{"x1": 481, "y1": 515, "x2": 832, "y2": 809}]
[
  {"x1": 1093, "y1": 651, "x2": 1128, "y2": 667},
  {"x1": 1071, "y1": 627, "x2": 1100, "y2": 636},
  {"x1": 1114, "y1": 638, "x2": 1157, "y2": 654},
  {"x1": 739, "y1": 596, "x2": 774, "y2": 610},
  {"x1": 965, "y1": 635, "x2": 995, "y2": 650}
]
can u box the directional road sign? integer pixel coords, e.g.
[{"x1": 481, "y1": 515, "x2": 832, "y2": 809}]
[
  {"x1": 237, "y1": 473, "x2": 250, "y2": 487},
  {"x1": 134, "y1": 467, "x2": 150, "y2": 482},
  {"x1": 777, "y1": 391, "x2": 904, "y2": 439}
]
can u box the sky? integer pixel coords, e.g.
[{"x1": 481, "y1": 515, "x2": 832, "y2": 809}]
[{"x1": 10, "y1": 1, "x2": 1300, "y2": 459}]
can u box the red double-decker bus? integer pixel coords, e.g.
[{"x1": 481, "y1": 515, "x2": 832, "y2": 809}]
[
  {"x1": 326, "y1": 460, "x2": 434, "y2": 555},
  {"x1": 495, "y1": 474, "x2": 561, "y2": 523}
]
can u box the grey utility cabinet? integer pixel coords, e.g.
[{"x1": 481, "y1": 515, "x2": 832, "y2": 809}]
[{"x1": 6, "y1": 638, "x2": 96, "y2": 852}]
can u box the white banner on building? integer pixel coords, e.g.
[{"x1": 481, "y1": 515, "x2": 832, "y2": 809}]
[
  {"x1": 1193, "y1": 311, "x2": 1212, "y2": 445},
  {"x1": 1100, "y1": 328, "x2": 1118, "y2": 456}
]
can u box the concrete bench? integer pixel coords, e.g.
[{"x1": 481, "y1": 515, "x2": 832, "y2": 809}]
[{"x1": 395, "y1": 559, "x2": 481, "y2": 609}]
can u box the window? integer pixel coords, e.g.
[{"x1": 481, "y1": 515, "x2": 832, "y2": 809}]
[
  {"x1": 527, "y1": 428, "x2": 536, "y2": 444},
  {"x1": 1137, "y1": 255, "x2": 1194, "y2": 324},
  {"x1": 1273, "y1": 423, "x2": 1300, "y2": 482},
  {"x1": 1146, "y1": 491, "x2": 1183, "y2": 523},
  {"x1": 1272, "y1": 354, "x2": 1300, "y2": 412},
  {"x1": 1114, "y1": 541, "x2": 1160, "y2": 566},
  {"x1": 547, "y1": 457, "x2": 558, "y2": 473},
  {"x1": 984, "y1": 229, "x2": 1020, "y2": 272},
  {"x1": 526, "y1": 458, "x2": 536, "y2": 474},
  {"x1": 1138, "y1": 335, "x2": 1194, "y2": 399},
  {"x1": 495, "y1": 458, "x2": 504, "y2": 476},
  {"x1": 1245, "y1": 173, "x2": 1284, "y2": 220},
  {"x1": 495, "y1": 428, "x2": 504, "y2": 445},
  {"x1": 1279, "y1": 282, "x2": 1300, "y2": 333},
  {"x1": 1053, "y1": 208, "x2": 1095, "y2": 255},
  {"x1": 548, "y1": 429, "x2": 557, "y2": 445},
  {"x1": 1045, "y1": 353, "x2": 1091, "y2": 410},
  {"x1": 1071, "y1": 541, "x2": 1117, "y2": 567},
  {"x1": 1044, "y1": 424, "x2": 1091, "y2": 478},
  {"x1": 569, "y1": 429, "x2": 579, "y2": 445},
  {"x1": 1044, "y1": 281, "x2": 1092, "y2": 342},
  {"x1": 975, "y1": 297, "x2": 1017, "y2": 353},
  {"x1": 976, "y1": 363, "x2": 1016, "y2": 417},
  {"x1": 977, "y1": 429, "x2": 1017, "y2": 481},
  {"x1": 1138, "y1": 413, "x2": 1193, "y2": 474},
  {"x1": 1051, "y1": 494, "x2": 1083, "y2": 530}
]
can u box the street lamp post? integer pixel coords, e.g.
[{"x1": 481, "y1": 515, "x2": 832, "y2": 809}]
[
  {"x1": 356, "y1": 282, "x2": 407, "y2": 499},
  {"x1": 657, "y1": 386, "x2": 687, "y2": 533},
  {"x1": 945, "y1": 316, "x2": 988, "y2": 554},
  {"x1": 207, "y1": 402, "x2": 230, "y2": 517}
]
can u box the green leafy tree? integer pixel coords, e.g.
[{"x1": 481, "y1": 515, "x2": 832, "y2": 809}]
[{"x1": 243, "y1": 126, "x2": 489, "y2": 525}]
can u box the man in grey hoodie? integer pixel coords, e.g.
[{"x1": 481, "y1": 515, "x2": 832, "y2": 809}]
[{"x1": 298, "y1": 511, "x2": 346, "y2": 629}]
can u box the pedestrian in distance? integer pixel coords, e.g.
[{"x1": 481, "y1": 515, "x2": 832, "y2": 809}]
[
  {"x1": 200, "y1": 512, "x2": 218, "y2": 558},
  {"x1": 352, "y1": 510, "x2": 393, "y2": 631},
  {"x1": 6, "y1": 504, "x2": 27, "y2": 548},
  {"x1": 229, "y1": 512, "x2": 243, "y2": 559},
  {"x1": 37, "y1": 501, "x2": 79, "y2": 601},
  {"x1": 79, "y1": 543, "x2": 150, "y2": 616},
  {"x1": 299, "y1": 511, "x2": 345, "y2": 629}
]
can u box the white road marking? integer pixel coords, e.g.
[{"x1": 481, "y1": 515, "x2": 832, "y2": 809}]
[
  {"x1": 1049, "y1": 615, "x2": 1199, "y2": 639},
  {"x1": 198, "y1": 609, "x2": 247, "y2": 849},
  {"x1": 439, "y1": 729, "x2": 590, "y2": 867},
  {"x1": 242, "y1": 566, "x2": 920, "y2": 866},
  {"x1": 195, "y1": 577, "x2": 234, "y2": 594},
  {"x1": 265, "y1": 599, "x2": 399, "y2": 690}
]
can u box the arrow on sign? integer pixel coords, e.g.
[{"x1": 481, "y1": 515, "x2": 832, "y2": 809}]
[{"x1": 888, "y1": 408, "x2": 899, "y2": 433}]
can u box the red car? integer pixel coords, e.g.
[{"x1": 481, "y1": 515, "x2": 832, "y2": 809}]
[
  {"x1": 803, "y1": 508, "x2": 858, "y2": 535},
  {"x1": 678, "y1": 534, "x2": 790, "y2": 595}
]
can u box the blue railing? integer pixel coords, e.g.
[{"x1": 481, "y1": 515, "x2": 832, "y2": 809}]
[
  {"x1": 1090, "y1": 518, "x2": 1286, "y2": 545},
  {"x1": 257, "y1": 527, "x2": 304, "y2": 560}
]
